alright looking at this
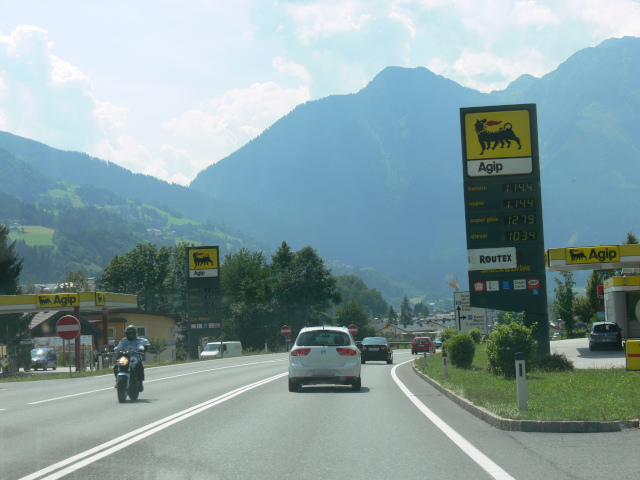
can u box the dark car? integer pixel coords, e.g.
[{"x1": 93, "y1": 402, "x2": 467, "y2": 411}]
[
  {"x1": 589, "y1": 322, "x2": 622, "y2": 350},
  {"x1": 360, "y1": 337, "x2": 393, "y2": 364},
  {"x1": 411, "y1": 336, "x2": 435, "y2": 355},
  {"x1": 433, "y1": 337, "x2": 443, "y2": 349},
  {"x1": 31, "y1": 348, "x2": 57, "y2": 370}
]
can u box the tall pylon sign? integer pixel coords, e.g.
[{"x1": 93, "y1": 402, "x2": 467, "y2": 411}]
[{"x1": 460, "y1": 104, "x2": 549, "y2": 354}]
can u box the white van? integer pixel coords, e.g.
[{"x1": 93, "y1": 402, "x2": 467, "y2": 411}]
[{"x1": 199, "y1": 341, "x2": 242, "y2": 359}]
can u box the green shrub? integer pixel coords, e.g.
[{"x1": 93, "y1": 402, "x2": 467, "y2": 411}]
[
  {"x1": 534, "y1": 353, "x2": 574, "y2": 372},
  {"x1": 439, "y1": 327, "x2": 458, "y2": 342},
  {"x1": 485, "y1": 322, "x2": 537, "y2": 378},
  {"x1": 468, "y1": 328, "x2": 482, "y2": 344},
  {"x1": 446, "y1": 333, "x2": 475, "y2": 369}
]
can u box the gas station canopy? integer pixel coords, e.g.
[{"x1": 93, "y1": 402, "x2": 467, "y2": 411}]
[{"x1": 546, "y1": 244, "x2": 640, "y2": 272}]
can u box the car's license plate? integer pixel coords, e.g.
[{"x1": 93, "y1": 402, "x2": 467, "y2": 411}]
[{"x1": 369, "y1": 347, "x2": 379, "y2": 351}]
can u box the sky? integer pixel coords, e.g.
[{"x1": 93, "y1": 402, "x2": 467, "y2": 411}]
[{"x1": 0, "y1": 1, "x2": 639, "y2": 186}]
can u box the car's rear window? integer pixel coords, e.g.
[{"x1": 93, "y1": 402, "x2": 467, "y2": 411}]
[
  {"x1": 362, "y1": 337, "x2": 386, "y2": 345},
  {"x1": 296, "y1": 331, "x2": 351, "y2": 346},
  {"x1": 593, "y1": 324, "x2": 618, "y2": 333}
]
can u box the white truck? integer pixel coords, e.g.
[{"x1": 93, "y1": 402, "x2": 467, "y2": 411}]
[{"x1": 199, "y1": 341, "x2": 242, "y2": 359}]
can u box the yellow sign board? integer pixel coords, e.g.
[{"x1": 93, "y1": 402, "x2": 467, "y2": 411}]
[
  {"x1": 463, "y1": 109, "x2": 532, "y2": 160},
  {"x1": 36, "y1": 293, "x2": 79, "y2": 308},
  {"x1": 96, "y1": 292, "x2": 105, "y2": 306},
  {"x1": 566, "y1": 246, "x2": 619, "y2": 265},
  {"x1": 188, "y1": 247, "x2": 219, "y2": 270}
]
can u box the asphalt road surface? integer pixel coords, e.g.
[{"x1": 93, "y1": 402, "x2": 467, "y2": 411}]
[{"x1": 2, "y1": 349, "x2": 639, "y2": 480}]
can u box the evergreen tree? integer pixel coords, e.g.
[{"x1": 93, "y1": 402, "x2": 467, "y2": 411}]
[
  {"x1": 0, "y1": 221, "x2": 30, "y2": 346},
  {"x1": 553, "y1": 271, "x2": 576, "y2": 333},
  {"x1": 400, "y1": 295, "x2": 412, "y2": 325}
]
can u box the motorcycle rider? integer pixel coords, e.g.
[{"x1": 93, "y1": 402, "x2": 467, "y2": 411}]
[{"x1": 114, "y1": 325, "x2": 146, "y2": 392}]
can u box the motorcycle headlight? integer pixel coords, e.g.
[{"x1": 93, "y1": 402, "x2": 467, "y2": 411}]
[{"x1": 118, "y1": 357, "x2": 129, "y2": 367}]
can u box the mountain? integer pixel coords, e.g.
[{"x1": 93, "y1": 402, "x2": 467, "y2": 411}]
[
  {"x1": 1, "y1": 36, "x2": 638, "y2": 299},
  {"x1": 190, "y1": 36, "x2": 640, "y2": 292}
]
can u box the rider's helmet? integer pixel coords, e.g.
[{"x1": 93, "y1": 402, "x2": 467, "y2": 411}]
[{"x1": 125, "y1": 325, "x2": 138, "y2": 341}]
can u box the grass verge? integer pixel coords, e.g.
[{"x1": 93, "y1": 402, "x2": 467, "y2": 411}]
[{"x1": 415, "y1": 344, "x2": 640, "y2": 422}]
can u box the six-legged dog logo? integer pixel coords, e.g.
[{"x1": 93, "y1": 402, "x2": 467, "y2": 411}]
[
  {"x1": 192, "y1": 251, "x2": 214, "y2": 267},
  {"x1": 474, "y1": 118, "x2": 522, "y2": 155}
]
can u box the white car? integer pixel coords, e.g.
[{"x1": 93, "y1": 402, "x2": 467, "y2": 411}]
[{"x1": 288, "y1": 326, "x2": 361, "y2": 392}]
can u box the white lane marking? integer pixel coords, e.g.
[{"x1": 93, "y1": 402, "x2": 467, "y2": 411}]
[
  {"x1": 392, "y1": 360, "x2": 514, "y2": 480},
  {"x1": 28, "y1": 358, "x2": 287, "y2": 405},
  {"x1": 19, "y1": 372, "x2": 287, "y2": 480}
]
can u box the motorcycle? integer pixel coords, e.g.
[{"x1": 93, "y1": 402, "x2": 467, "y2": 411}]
[{"x1": 114, "y1": 347, "x2": 144, "y2": 403}]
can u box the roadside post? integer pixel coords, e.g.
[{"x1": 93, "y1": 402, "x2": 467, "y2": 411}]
[
  {"x1": 423, "y1": 351, "x2": 427, "y2": 367},
  {"x1": 443, "y1": 352, "x2": 448, "y2": 377},
  {"x1": 515, "y1": 352, "x2": 527, "y2": 410}
]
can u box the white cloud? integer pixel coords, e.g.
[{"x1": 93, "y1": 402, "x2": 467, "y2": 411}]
[
  {"x1": 272, "y1": 56, "x2": 311, "y2": 83},
  {"x1": 162, "y1": 82, "x2": 310, "y2": 162},
  {"x1": 50, "y1": 55, "x2": 91, "y2": 87},
  {"x1": 286, "y1": 2, "x2": 374, "y2": 45},
  {"x1": 513, "y1": 1, "x2": 560, "y2": 29}
]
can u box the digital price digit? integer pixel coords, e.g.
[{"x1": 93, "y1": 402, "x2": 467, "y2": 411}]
[
  {"x1": 502, "y1": 182, "x2": 534, "y2": 193},
  {"x1": 505, "y1": 230, "x2": 537, "y2": 242},
  {"x1": 503, "y1": 198, "x2": 535, "y2": 209},
  {"x1": 504, "y1": 214, "x2": 536, "y2": 225}
]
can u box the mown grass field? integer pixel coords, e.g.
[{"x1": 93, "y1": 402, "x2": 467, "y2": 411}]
[
  {"x1": 415, "y1": 344, "x2": 640, "y2": 422},
  {"x1": 8, "y1": 225, "x2": 55, "y2": 246}
]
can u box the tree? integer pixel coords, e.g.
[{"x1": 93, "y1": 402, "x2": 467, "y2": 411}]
[
  {"x1": 147, "y1": 337, "x2": 167, "y2": 362},
  {"x1": 101, "y1": 243, "x2": 170, "y2": 312},
  {"x1": 221, "y1": 248, "x2": 274, "y2": 351},
  {"x1": 0, "y1": 221, "x2": 30, "y2": 346},
  {"x1": 334, "y1": 275, "x2": 388, "y2": 318},
  {"x1": 553, "y1": 271, "x2": 576, "y2": 333},
  {"x1": 60, "y1": 269, "x2": 89, "y2": 292},
  {"x1": 271, "y1": 243, "x2": 341, "y2": 336},
  {"x1": 413, "y1": 302, "x2": 430, "y2": 316},
  {"x1": 387, "y1": 305, "x2": 397, "y2": 325},
  {"x1": 334, "y1": 301, "x2": 377, "y2": 340},
  {"x1": 399, "y1": 296, "x2": 412, "y2": 326},
  {"x1": 625, "y1": 230, "x2": 638, "y2": 244},
  {"x1": 100, "y1": 242, "x2": 187, "y2": 315}
]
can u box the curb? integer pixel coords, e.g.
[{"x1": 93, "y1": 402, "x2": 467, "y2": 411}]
[{"x1": 412, "y1": 365, "x2": 639, "y2": 433}]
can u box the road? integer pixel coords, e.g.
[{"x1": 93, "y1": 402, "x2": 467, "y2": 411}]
[
  {"x1": 550, "y1": 337, "x2": 626, "y2": 368},
  {"x1": 2, "y1": 349, "x2": 639, "y2": 480}
]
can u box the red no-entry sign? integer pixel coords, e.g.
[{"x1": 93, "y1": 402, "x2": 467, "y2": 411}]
[
  {"x1": 56, "y1": 315, "x2": 81, "y2": 340},
  {"x1": 280, "y1": 325, "x2": 291, "y2": 337},
  {"x1": 348, "y1": 324, "x2": 358, "y2": 336}
]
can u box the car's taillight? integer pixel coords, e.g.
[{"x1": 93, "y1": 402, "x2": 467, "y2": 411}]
[
  {"x1": 381, "y1": 346, "x2": 388, "y2": 351},
  {"x1": 291, "y1": 348, "x2": 311, "y2": 356},
  {"x1": 336, "y1": 347, "x2": 357, "y2": 356}
]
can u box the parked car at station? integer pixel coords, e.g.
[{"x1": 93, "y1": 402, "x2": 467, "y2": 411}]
[
  {"x1": 360, "y1": 337, "x2": 393, "y2": 364},
  {"x1": 589, "y1": 322, "x2": 622, "y2": 350},
  {"x1": 31, "y1": 347, "x2": 57, "y2": 370}
]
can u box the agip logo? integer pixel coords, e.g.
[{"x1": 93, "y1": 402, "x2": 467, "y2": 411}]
[
  {"x1": 566, "y1": 246, "x2": 619, "y2": 265},
  {"x1": 36, "y1": 294, "x2": 79, "y2": 308},
  {"x1": 464, "y1": 110, "x2": 532, "y2": 160},
  {"x1": 187, "y1": 246, "x2": 220, "y2": 279}
]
